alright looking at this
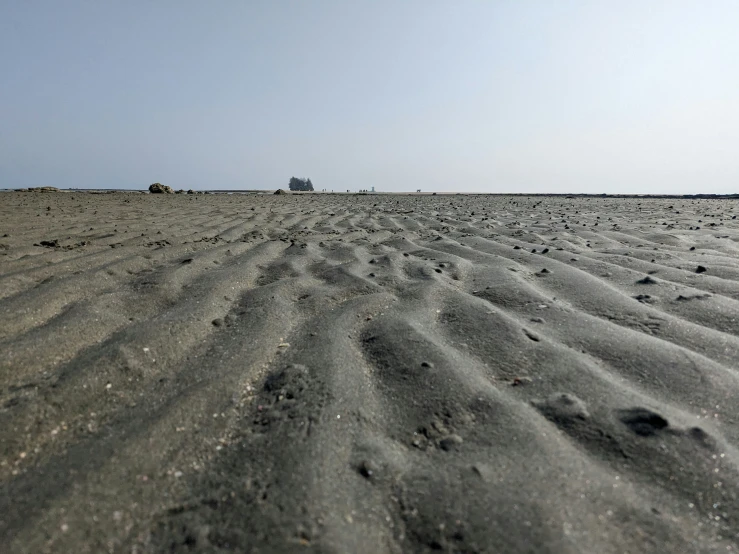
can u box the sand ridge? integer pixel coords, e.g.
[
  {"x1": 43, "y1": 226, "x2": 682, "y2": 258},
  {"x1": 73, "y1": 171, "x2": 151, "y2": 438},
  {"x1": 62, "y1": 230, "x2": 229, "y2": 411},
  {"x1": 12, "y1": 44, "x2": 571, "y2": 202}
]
[{"x1": 1, "y1": 192, "x2": 738, "y2": 553}]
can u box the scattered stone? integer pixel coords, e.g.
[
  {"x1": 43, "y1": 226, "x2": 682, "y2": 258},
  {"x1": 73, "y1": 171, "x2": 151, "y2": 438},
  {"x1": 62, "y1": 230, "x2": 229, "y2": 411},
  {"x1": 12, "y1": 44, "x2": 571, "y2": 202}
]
[
  {"x1": 695, "y1": 265, "x2": 707, "y2": 273},
  {"x1": 676, "y1": 294, "x2": 711, "y2": 301},
  {"x1": 471, "y1": 463, "x2": 494, "y2": 482},
  {"x1": 532, "y1": 393, "x2": 589, "y2": 422},
  {"x1": 357, "y1": 460, "x2": 376, "y2": 479},
  {"x1": 618, "y1": 408, "x2": 668, "y2": 436},
  {"x1": 149, "y1": 183, "x2": 174, "y2": 194},
  {"x1": 439, "y1": 434, "x2": 463, "y2": 451}
]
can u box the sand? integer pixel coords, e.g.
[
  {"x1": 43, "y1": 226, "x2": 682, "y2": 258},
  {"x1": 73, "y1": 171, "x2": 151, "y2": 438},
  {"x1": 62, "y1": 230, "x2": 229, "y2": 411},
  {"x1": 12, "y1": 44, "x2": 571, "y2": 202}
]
[{"x1": 1, "y1": 191, "x2": 738, "y2": 553}]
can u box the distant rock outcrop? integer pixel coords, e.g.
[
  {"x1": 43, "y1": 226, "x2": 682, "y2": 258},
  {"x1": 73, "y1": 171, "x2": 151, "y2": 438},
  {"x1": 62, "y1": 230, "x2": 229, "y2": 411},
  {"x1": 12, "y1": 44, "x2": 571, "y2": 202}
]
[
  {"x1": 28, "y1": 187, "x2": 60, "y2": 193},
  {"x1": 274, "y1": 189, "x2": 289, "y2": 195},
  {"x1": 149, "y1": 183, "x2": 174, "y2": 194},
  {"x1": 288, "y1": 177, "x2": 314, "y2": 192}
]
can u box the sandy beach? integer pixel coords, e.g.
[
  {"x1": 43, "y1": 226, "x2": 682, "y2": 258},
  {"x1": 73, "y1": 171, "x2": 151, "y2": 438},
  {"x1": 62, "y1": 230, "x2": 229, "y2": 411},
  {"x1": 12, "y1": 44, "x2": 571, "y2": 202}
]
[{"x1": 1, "y1": 191, "x2": 738, "y2": 553}]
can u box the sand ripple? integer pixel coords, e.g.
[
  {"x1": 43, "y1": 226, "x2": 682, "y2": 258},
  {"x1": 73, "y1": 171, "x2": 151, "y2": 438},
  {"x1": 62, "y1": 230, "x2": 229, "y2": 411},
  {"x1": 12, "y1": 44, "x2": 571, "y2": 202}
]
[{"x1": 1, "y1": 192, "x2": 738, "y2": 552}]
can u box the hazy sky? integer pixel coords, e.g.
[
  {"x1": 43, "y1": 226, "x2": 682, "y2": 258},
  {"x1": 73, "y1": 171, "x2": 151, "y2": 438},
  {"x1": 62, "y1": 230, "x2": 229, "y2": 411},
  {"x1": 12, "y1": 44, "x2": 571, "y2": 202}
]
[{"x1": 1, "y1": 1, "x2": 738, "y2": 193}]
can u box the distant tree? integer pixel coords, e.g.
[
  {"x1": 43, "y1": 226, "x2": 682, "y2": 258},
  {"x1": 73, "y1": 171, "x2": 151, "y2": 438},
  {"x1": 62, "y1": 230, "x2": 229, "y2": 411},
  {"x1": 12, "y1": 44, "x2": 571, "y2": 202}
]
[{"x1": 288, "y1": 177, "x2": 314, "y2": 192}]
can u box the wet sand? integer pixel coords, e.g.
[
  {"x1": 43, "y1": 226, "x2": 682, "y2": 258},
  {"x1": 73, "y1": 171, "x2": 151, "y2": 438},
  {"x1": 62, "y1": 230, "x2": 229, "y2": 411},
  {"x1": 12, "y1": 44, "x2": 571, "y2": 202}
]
[{"x1": 1, "y1": 192, "x2": 738, "y2": 553}]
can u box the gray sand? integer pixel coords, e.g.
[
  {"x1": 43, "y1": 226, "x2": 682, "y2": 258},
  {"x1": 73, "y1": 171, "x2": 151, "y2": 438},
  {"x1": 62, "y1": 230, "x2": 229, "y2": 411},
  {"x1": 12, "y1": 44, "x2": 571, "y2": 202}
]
[{"x1": 1, "y1": 192, "x2": 738, "y2": 553}]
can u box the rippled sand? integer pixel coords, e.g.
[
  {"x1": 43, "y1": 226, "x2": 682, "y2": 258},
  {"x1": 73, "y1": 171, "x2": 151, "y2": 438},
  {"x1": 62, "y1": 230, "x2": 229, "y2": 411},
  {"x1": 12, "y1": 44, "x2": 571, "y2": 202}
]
[{"x1": 2, "y1": 192, "x2": 738, "y2": 553}]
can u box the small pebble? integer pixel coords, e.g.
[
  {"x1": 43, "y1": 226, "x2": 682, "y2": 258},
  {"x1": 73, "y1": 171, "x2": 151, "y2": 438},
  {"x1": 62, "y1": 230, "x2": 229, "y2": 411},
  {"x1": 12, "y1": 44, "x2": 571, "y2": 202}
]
[
  {"x1": 358, "y1": 460, "x2": 376, "y2": 479},
  {"x1": 439, "y1": 434, "x2": 463, "y2": 451}
]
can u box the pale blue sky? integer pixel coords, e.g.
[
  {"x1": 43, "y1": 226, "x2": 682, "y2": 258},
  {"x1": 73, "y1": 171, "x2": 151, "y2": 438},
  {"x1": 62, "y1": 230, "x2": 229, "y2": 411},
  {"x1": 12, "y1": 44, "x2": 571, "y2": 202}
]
[{"x1": 1, "y1": 1, "x2": 737, "y2": 193}]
